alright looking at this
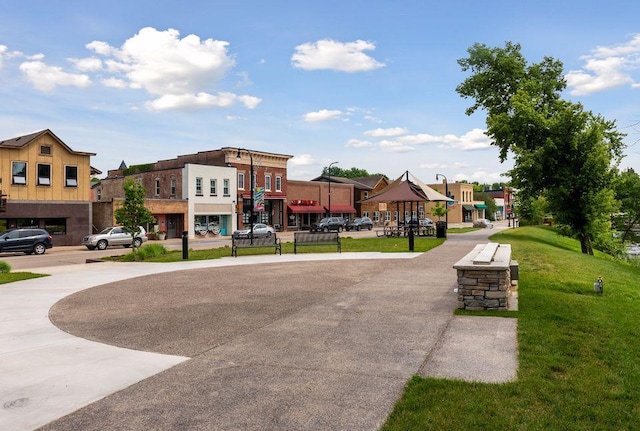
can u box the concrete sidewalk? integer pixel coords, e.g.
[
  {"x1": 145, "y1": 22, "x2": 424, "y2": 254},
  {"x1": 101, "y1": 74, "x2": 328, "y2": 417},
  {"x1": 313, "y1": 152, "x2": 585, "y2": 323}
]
[{"x1": 1, "y1": 226, "x2": 517, "y2": 430}]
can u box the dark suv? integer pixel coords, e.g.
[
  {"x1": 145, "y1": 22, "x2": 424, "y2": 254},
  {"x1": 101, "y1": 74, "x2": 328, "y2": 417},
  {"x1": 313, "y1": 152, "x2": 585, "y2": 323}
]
[
  {"x1": 0, "y1": 228, "x2": 53, "y2": 255},
  {"x1": 311, "y1": 217, "x2": 345, "y2": 233}
]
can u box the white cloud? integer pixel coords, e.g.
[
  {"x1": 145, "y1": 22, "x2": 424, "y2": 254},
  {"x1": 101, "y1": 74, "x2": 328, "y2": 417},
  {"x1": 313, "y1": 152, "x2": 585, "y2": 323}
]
[
  {"x1": 0, "y1": 45, "x2": 6, "y2": 68},
  {"x1": 68, "y1": 56, "x2": 103, "y2": 72},
  {"x1": 399, "y1": 128, "x2": 491, "y2": 150},
  {"x1": 363, "y1": 115, "x2": 383, "y2": 124},
  {"x1": 345, "y1": 138, "x2": 374, "y2": 148},
  {"x1": 379, "y1": 140, "x2": 414, "y2": 153},
  {"x1": 86, "y1": 27, "x2": 259, "y2": 111},
  {"x1": 146, "y1": 91, "x2": 261, "y2": 111},
  {"x1": 18, "y1": 60, "x2": 91, "y2": 92},
  {"x1": 86, "y1": 40, "x2": 115, "y2": 56},
  {"x1": 303, "y1": 109, "x2": 343, "y2": 122},
  {"x1": 566, "y1": 33, "x2": 640, "y2": 96},
  {"x1": 364, "y1": 127, "x2": 408, "y2": 137},
  {"x1": 291, "y1": 39, "x2": 385, "y2": 72},
  {"x1": 290, "y1": 154, "x2": 316, "y2": 166},
  {"x1": 101, "y1": 77, "x2": 127, "y2": 88}
]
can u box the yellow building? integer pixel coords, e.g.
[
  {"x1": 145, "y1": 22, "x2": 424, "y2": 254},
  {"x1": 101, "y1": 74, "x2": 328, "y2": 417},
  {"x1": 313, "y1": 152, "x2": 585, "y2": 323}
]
[
  {"x1": 426, "y1": 181, "x2": 481, "y2": 223},
  {"x1": 0, "y1": 129, "x2": 96, "y2": 245}
]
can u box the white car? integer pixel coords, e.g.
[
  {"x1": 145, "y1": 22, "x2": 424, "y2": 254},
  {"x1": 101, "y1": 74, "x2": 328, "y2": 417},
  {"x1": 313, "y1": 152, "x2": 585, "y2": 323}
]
[
  {"x1": 232, "y1": 223, "x2": 275, "y2": 239},
  {"x1": 82, "y1": 226, "x2": 148, "y2": 250},
  {"x1": 473, "y1": 218, "x2": 494, "y2": 229}
]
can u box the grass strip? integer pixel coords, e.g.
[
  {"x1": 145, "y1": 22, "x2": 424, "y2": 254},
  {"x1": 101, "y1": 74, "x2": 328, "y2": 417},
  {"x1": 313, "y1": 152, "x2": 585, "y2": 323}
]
[{"x1": 382, "y1": 226, "x2": 640, "y2": 430}]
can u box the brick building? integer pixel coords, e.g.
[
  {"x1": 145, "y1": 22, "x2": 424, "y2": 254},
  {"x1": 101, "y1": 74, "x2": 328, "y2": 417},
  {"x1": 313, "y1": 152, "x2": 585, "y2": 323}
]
[{"x1": 286, "y1": 180, "x2": 354, "y2": 230}]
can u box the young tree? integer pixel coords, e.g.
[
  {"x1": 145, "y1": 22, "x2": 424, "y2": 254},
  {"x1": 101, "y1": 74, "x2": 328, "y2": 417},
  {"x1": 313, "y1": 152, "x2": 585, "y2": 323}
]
[
  {"x1": 114, "y1": 179, "x2": 155, "y2": 253},
  {"x1": 457, "y1": 42, "x2": 625, "y2": 254}
]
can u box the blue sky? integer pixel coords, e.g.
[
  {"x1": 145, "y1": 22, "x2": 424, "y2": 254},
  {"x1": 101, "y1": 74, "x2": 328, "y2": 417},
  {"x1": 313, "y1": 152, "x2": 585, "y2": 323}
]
[{"x1": 1, "y1": 0, "x2": 638, "y2": 183}]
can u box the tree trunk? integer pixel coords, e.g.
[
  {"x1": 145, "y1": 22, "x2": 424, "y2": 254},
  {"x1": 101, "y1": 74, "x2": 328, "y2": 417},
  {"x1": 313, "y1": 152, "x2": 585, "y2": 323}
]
[{"x1": 579, "y1": 232, "x2": 594, "y2": 255}]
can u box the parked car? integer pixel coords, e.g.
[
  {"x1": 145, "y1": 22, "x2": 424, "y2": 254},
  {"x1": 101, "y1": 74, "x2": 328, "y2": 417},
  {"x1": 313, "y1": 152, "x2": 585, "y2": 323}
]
[
  {"x1": 232, "y1": 223, "x2": 275, "y2": 239},
  {"x1": 82, "y1": 226, "x2": 148, "y2": 250},
  {"x1": 311, "y1": 217, "x2": 345, "y2": 233},
  {"x1": 0, "y1": 228, "x2": 53, "y2": 255},
  {"x1": 346, "y1": 217, "x2": 374, "y2": 231},
  {"x1": 473, "y1": 218, "x2": 494, "y2": 229}
]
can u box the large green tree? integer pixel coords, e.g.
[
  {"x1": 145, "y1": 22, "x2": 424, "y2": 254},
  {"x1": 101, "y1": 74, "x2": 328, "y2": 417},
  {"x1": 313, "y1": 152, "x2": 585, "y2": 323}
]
[
  {"x1": 457, "y1": 42, "x2": 625, "y2": 254},
  {"x1": 114, "y1": 179, "x2": 155, "y2": 252},
  {"x1": 321, "y1": 166, "x2": 386, "y2": 179}
]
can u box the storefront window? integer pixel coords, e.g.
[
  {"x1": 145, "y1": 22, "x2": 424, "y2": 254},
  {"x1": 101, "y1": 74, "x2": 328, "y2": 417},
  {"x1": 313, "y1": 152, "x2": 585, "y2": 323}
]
[{"x1": 45, "y1": 218, "x2": 66, "y2": 235}]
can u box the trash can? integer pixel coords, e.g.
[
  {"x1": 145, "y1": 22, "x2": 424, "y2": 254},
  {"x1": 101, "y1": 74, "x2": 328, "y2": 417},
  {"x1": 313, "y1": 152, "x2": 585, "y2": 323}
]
[{"x1": 436, "y1": 221, "x2": 447, "y2": 238}]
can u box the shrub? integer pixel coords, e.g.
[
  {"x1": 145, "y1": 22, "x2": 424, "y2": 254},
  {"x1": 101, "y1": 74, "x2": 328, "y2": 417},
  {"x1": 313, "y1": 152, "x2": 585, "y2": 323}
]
[
  {"x1": 120, "y1": 243, "x2": 168, "y2": 261},
  {"x1": 0, "y1": 261, "x2": 11, "y2": 273}
]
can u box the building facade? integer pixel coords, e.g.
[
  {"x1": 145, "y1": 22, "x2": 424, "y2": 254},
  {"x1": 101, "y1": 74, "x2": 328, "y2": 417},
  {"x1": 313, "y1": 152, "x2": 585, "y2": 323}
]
[
  {"x1": 0, "y1": 129, "x2": 96, "y2": 245},
  {"x1": 286, "y1": 180, "x2": 355, "y2": 230}
]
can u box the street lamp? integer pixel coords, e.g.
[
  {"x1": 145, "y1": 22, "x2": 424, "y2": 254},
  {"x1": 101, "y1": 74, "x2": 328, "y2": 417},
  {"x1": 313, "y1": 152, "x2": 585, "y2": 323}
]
[
  {"x1": 237, "y1": 148, "x2": 254, "y2": 243},
  {"x1": 327, "y1": 161, "x2": 339, "y2": 216},
  {"x1": 436, "y1": 173, "x2": 448, "y2": 228}
]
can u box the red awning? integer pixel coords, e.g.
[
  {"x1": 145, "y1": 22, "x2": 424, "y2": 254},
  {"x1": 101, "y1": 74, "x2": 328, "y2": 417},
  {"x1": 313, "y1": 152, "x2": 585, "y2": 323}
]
[
  {"x1": 288, "y1": 205, "x2": 326, "y2": 214},
  {"x1": 326, "y1": 205, "x2": 356, "y2": 213}
]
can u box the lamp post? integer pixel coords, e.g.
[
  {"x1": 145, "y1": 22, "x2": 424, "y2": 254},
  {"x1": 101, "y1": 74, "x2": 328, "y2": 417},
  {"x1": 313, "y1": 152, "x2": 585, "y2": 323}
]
[
  {"x1": 327, "y1": 161, "x2": 339, "y2": 216},
  {"x1": 435, "y1": 174, "x2": 448, "y2": 228},
  {"x1": 237, "y1": 148, "x2": 254, "y2": 243}
]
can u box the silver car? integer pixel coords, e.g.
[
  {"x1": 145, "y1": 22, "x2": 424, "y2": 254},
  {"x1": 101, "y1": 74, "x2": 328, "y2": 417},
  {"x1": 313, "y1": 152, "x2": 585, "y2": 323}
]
[
  {"x1": 232, "y1": 223, "x2": 275, "y2": 239},
  {"x1": 82, "y1": 226, "x2": 148, "y2": 250}
]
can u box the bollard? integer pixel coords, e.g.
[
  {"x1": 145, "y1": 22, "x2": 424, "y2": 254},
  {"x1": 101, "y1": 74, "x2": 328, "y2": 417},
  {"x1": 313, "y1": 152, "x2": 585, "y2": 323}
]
[
  {"x1": 408, "y1": 227, "x2": 415, "y2": 251},
  {"x1": 593, "y1": 276, "x2": 603, "y2": 294},
  {"x1": 182, "y1": 230, "x2": 188, "y2": 260}
]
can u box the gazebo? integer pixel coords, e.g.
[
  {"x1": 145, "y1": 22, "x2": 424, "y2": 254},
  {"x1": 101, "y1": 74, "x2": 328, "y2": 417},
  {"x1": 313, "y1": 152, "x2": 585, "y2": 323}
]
[{"x1": 360, "y1": 171, "x2": 453, "y2": 250}]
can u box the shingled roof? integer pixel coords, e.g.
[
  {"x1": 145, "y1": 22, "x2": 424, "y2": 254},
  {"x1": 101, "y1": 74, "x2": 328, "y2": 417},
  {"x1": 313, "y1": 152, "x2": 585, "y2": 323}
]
[{"x1": 0, "y1": 129, "x2": 96, "y2": 156}]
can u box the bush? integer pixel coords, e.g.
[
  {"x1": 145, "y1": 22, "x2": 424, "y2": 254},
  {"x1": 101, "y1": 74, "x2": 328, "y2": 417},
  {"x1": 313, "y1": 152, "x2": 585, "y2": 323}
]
[
  {"x1": 121, "y1": 243, "x2": 168, "y2": 261},
  {"x1": 0, "y1": 261, "x2": 11, "y2": 273}
]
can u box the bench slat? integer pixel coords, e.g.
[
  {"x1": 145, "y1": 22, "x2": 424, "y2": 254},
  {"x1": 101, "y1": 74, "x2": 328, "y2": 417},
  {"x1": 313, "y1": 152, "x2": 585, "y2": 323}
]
[{"x1": 473, "y1": 242, "x2": 500, "y2": 264}]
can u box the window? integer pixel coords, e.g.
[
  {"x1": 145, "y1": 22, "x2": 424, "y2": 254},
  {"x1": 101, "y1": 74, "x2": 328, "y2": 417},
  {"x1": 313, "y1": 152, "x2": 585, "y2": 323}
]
[
  {"x1": 45, "y1": 218, "x2": 66, "y2": 235},
  {"x1": 385, "y1": 211, "x2": 391, "y2": 222},
  {"x1": 394, "y1": 211, "x2": 399, "y2": 221},
  {"x1": 65, "y1": 166, "x2": 78, "y2": 187},
  {"x1": 40, "y1": 145, "x2": 52, "y2": 156},
  {"x1": 363, "y1": 191, "x2": 369, "y2": 199},
  {"x1": 12, "y1": 162, "x2": 27, "y2": 185},
  {"x1": 210, "y1": 179, "x2": 217, "y2": 196},
  {"x1": 363, "y1": 211, "x2": 370, "y2": 218},
  {"x1": 374, "y1": 211, "x2": 380, "y2": 222},
  {"x1": 170, "y1": 177, "x2": 176, "y2": 195},
  {"x1": 265, "y1": 174, "x2": 272, "y2": 191},
  {"x1": 223, "y1": 179, "x2": 230, "y2": 196},
  {"x1": 155, "y1": 178, "x2": 160, "y2": 196},
  {"x1": 275, "y1": 176, "x2": 282, "y2": 192},
  {"x1": 238, "y1": 173, "x2": 245, "y2": 190},
  {"x1": 195, "y1": 177, "x2": 203, "y2": 195},
  {"x1": 97, "y1": 189, "x2": 102, "y2": 201},
  {"x1": 37, "y1": 164, "x2": 51, "y2": 186}
]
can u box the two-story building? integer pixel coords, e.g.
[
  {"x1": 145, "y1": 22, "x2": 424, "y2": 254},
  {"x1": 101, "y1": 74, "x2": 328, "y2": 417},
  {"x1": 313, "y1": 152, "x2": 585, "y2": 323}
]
[
  {"x1": 94, "y1": 147, "x2": 292, "y2": 238},
  {"x1": 0, "y1": 129, "x2": 96, "y2": 245}
]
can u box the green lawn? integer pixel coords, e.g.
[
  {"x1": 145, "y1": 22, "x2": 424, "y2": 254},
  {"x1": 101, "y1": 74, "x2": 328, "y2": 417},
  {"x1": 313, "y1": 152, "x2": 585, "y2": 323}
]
[
  {"x1": 115, "y1": 236, "x2": 446, "y2": 262},
  {"x1": 0, "y1": 272, "x2": 48, "y2": 285},
  {"x1": 382, "y1": 226, "x2": 640, "y2": 430}
]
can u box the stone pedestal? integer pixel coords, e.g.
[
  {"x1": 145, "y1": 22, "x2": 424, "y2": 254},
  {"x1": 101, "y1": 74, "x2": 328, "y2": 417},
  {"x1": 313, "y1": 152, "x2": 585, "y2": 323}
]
[{"x1": 453, "y1": 243, "x2": 513, "y2": 311}]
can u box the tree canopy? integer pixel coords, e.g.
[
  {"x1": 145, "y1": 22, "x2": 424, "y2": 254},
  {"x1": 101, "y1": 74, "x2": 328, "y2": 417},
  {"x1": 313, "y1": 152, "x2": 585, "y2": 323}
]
[
  {"x1": 321, "y1": 166, "x2": 386, "y2": 179},
  {"x1": 457, "y1": 42, "x2": 625, "y2": 254}
]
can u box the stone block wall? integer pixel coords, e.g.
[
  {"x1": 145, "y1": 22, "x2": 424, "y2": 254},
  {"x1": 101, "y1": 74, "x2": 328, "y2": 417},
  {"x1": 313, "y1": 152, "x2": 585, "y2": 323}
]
[{"x1": 456, "y1": 267, "x2": 511, "y2": 310}]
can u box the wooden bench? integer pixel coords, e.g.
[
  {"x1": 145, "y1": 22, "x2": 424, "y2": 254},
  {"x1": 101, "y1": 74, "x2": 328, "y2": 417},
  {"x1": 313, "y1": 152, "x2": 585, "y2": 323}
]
[
  {"x1": 294, "y1": 232, "x2": 341, "y2": 254},
  {"x1": 231, "y1": 236, "x2": 281, "y2": 257}
]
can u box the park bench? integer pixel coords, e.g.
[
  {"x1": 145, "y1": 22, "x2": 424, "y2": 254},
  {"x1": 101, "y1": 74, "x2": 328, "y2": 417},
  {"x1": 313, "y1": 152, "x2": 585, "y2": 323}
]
[
  {"x1": 294, "y1": 232, "x2": 341, "y2": 254},
  {"x1": 231, "y1": 236, "x2": 281, "y2": 257}
]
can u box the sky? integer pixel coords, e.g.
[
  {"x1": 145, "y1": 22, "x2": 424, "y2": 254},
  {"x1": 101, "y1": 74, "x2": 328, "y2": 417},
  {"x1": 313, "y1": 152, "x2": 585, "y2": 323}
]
[{"x1": 1, "y1": 0, "x2": 639, "y2": 184}]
